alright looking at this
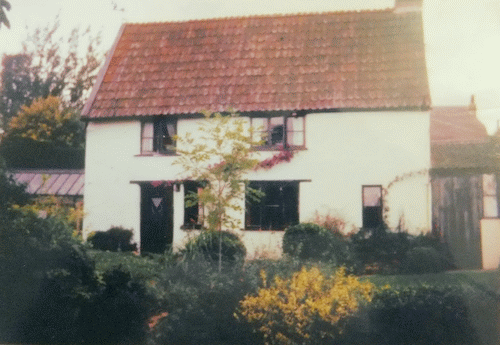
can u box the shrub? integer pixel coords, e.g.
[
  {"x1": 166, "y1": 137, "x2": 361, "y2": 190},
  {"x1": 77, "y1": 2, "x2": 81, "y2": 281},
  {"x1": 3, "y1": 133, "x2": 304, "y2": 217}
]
[
  {"x1": 183, "y1": 230, "x2": 246, "y2": 263},
  {"x1": 150, "y1": 258, "x2": 261, "y2": 345},
  {"x1": 88, "y1": 226, "x2": 137, "y2": 252},
  {"x1": 341, "y1": 285, "x2": 479, "y2": 345},
  {"x1": 238, "y1": 266, "x2": 376, "y2": 344},
  {"x1": 283, "y1": 223, "x2": 351, "y2": 264},
  {"x1": 401, "y1": 246, "x2": 451, "y2": 274},
  {"x1": 350, "y1": 225, "x2": 413, "y2": 274},
  {"x1": 0, "y1": 209, "x2": 89, "y2": 342}
]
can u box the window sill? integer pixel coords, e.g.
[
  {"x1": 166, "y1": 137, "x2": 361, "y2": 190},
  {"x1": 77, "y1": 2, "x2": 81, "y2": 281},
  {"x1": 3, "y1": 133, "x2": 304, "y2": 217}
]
[
  {"x1": 244, "y1": 228, "x2": 285, "y2": 232},
  {"x1": 135, "y1": 152, "x2": 178, "y2": 157},
  {"x1": 180, "y1": 224, "x2": 204, "y2": 230},
  {"x1": 252, "y1": 146, "x2": 306, "y2": 152}
]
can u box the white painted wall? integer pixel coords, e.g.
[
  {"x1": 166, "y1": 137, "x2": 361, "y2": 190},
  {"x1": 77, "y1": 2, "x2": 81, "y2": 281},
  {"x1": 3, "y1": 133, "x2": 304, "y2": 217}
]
[{"x1": 83, "y1": 110, "x2": 431, "y2": 256}]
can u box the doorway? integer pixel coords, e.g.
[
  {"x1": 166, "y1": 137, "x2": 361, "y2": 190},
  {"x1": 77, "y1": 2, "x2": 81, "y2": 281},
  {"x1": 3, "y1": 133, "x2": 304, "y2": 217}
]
[{"x1": 140, "y1": 184, "x2": 173, "y2": 253}]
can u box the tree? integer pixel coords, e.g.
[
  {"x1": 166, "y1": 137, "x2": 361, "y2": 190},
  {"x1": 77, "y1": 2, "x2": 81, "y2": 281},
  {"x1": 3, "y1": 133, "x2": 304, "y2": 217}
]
[
  {"x1": 0, "y1": 0, "x2": 9, "y2": 29},
  {"x1": 0, "y1": 18, "x2": 103, "y2": 128},
  {"x1": 7, "y1": 95, "x2": 84, "y2": 147},
  {"x1": 174, "y1": 110, "x2": 262, "y2": 269},
  {"x1": 0, "y1": 96, "x2": 85, "y2": 168}
]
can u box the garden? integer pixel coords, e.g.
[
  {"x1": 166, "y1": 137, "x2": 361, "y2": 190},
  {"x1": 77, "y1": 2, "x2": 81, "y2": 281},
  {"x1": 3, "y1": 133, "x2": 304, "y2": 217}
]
[{"x1": 0, "y1": 193, "x2": 498, "y2": 344}]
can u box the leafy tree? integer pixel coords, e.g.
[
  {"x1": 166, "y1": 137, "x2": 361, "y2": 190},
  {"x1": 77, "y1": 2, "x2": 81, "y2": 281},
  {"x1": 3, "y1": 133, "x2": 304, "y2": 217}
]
[
  {"x1": 174, "y1": 110, "x2": 262, "y2": 269},
  {"x1": 0, "y1": 18, "x2": 103, "y2": 128},
  {"x1": 0, "y1": 0, "x2": 9, "y2": 29},
  {"x1": 0, "y1": 96, "x2": 85, "y2": 168},
  {"x1": 175, "y1": 110, "x2": 262, "y2": 233},
  {"x1": 7, "y1": 95, "x2": 84, "y2": 148}
]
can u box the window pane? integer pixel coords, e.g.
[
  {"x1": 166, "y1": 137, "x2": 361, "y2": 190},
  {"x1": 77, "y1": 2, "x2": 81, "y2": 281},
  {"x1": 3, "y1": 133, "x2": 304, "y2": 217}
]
[
  {"x1": 363, "y1": 186, "x2": 382, "y2": 206},
  {"x1": 154, "y1": 118, "x2": 176, "y2": 153},
  {"x1": 483, "y1": 174, "x2": 497, "y2": 196},
  {"x1": 245, "y1": 181, "x2": 299, "y2": 230},
  {"x1": 287, "y1": 131, "x2": 304, "y2": 146},
  {"x1": 252, "y1": 118, "x2": 267, "y2": 131},
  {"x1": 142, "y1": 122, "x2": 154, "y2": 137},
  {"x1": 141, "y1": 123, "x2": 154, "y2": 153},
  {"x1": 142, "y1": 138, "x2": 153, "y2": 153},
  {"x1": 484, "y1": 196, "x2": 498, "y2": 218},
  {"x1": 270, "y1": 117, "x2": 284, "y2": 126},
  {"x1": 287, "y1": 117, "x2": 303, "y2": 131}
]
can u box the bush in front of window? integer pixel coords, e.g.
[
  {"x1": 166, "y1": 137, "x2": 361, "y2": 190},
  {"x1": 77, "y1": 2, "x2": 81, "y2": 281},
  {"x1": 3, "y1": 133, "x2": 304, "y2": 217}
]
[
  {"x1": 282, "y1": 223, "x2": 351, "y2": 264},
  {"x1": 183, "y1": 230, "x2": 246, "y2": 263},
  {"x1": 87, "y1": 226, "x2": 137, "y2": 252}
]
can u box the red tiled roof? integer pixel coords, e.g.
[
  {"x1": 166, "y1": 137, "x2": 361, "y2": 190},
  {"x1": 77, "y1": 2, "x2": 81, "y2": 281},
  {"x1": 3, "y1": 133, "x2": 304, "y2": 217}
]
[
  {"x1": 430, "y1": 106, "x2": 493, "y2": 170},
  {"x1": 430, "y1": 106, "x2": 488, "y2": 144},
  {"x1": 82, "y1": 7, "x2": 430, "y2": 119}
]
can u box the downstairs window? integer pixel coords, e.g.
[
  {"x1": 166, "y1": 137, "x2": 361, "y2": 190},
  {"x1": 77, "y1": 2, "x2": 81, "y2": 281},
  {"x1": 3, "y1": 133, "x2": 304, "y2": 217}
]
[{"x1": 245, "y1": 181, "x2": 299, "y2": 230}]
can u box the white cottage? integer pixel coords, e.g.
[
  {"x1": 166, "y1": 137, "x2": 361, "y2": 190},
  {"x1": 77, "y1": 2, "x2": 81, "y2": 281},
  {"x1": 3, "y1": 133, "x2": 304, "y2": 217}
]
[{"x1": 81, "y1": 0, "x2": 432, "y2": 256}]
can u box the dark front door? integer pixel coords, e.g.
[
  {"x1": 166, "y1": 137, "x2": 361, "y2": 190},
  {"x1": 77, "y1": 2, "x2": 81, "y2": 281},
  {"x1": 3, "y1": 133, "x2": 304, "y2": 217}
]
[{"x1": 140, "y1": 184, "x2": 173, "y2": 253}]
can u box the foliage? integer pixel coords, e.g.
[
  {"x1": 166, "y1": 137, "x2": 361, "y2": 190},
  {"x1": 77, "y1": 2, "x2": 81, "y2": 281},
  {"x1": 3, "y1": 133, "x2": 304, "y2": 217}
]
[
  {"x1": 349, "y1": 225, "x2": 413, "y2": 274},
  {"x1": 175, "y1": 110, "x2": 261, "y2": 233},
  {"x1": 88, "y1": 226, "x2": 138, "y2": 252},
  {"x1": 0, "y1": 157, "x2": 29, "y2": 212},
  {"x1": 340, "y1": 285, "x2": 480, "y2": 345},
  {"x1": 350, "y1": 226, "x2": 452, "y2": 275},
  {"x1": 257, "y1": 148, "x2": 294, "y2": 170},
  {"x1": 7, "y1": 95, "x2": 85, "y2": 147},
  {"x1": 283, "y1": 223, "x2": 351, "y2": 265},
  {"x1": 0, "y1": 136, "x2": 85, "y2": 168},
  {"x1": 309, "y1": 209, "x2": 355, "y2": 234},
  {"x1": 0, "y1": 18, "x2": 103, "y2": 127},
  {"x1": 0, "y1": 209, "x2": 84, "y2": 341},
  {"x1": 0, "y1": 207, "x2": 153, "y2": 344},
  {"x1": 238, "y1": 266, "x2": 376, "y2": 345},
  {"x1": 0, "y1": 95, "x2": 85, "y2": 168},
  {"x1": 0, "y1": 0, "x2": 9, "y2": 29},
  {"x1": 150, "y1": 258, "x2": 261, "y2": 345},
  {"x1": 77, "y1": 268, "x2": 152, "y2": 344},
  {"x1": 183, "y1": 230, "x2": 246, "y2": 263},
  {"x1": 14, "y1": 195, "x2": 84, "y2": 235},
  {"x1": 401, "y1": 246, "x2": 451, "y2": 274}
]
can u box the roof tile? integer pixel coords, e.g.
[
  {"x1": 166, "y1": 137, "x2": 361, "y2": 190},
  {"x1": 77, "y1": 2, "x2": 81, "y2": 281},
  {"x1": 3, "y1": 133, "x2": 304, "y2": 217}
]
[{"x1": 83, "y1": 9, "x2": 429, "y2": 118}]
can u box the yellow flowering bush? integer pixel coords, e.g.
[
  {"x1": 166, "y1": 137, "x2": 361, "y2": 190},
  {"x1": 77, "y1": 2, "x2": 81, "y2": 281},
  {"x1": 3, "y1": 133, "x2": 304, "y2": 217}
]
[{"x1": 238, "y1": 266, "x2": 375, "y2": 344}]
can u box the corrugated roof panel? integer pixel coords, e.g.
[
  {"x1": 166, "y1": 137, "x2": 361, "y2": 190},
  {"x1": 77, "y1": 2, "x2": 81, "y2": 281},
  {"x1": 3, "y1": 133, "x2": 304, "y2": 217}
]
[
  {"x1": 10, "y1": 170, "x2": 84, "y2": 197},
  {"x1": 57, "y1": 174, "x2": 82, "y2": 195},
  {"x1": 36, "y1": 174, "x2": 60, "y2": 195},
  {"x1": 67, "y1": 175, "x2": 85, "y2": 196},
  {"x1": 46, "y1": 174, "x2": 69, "y2": 195}
]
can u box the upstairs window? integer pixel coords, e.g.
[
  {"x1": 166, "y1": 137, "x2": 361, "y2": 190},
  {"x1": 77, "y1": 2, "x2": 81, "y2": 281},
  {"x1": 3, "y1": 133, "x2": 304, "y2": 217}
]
[
  {"x1": 362, "y1": 185, "x2": 383, "y2": 229},
  {"x1": 245, "y1": 181, "x2": 299, "y2": 230},
  {"x1": 141, "y1": 118, "x2": 176, "y2": 154},
  {"x1": 251, "y1": 114, "x2": 305, "y2": 149}
]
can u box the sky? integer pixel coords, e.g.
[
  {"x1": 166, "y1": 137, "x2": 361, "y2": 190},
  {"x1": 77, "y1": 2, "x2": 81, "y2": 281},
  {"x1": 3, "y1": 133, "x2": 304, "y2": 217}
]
[{"x1": 1, "y1": 0, "x2": 500, "y2": 132}]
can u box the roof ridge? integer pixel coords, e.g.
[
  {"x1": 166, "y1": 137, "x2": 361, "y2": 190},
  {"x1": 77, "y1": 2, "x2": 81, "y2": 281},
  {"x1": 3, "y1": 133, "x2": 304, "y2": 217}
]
[{"x1": 122, "y1": 8, "x2": 395, "y2": 26}]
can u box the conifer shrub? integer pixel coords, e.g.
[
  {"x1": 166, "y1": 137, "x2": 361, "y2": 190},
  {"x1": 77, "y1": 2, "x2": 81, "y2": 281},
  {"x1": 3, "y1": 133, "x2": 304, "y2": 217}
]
[
  {"x1": 88, "y1": 226, "x2": 137, "y2": 252},
  {"x1": 183, "y1": 230, "x2": 246, "y2": 262},
  {"x1": 238, "y1": 266, "x2": 376, "y2": 344},
  {"x1": 283, "y1": 223, "x2": 351, "y2": 264}
]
